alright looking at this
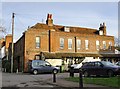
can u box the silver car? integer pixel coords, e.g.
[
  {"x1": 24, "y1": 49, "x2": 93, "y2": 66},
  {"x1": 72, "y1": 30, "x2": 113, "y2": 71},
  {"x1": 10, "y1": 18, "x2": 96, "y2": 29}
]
[{"x1": 28, "y1": 60, "x2": 58, "y2": 75}]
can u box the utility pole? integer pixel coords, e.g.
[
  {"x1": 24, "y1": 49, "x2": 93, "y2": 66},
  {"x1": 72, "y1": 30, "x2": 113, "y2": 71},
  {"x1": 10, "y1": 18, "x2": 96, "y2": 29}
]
[{"x1": 11, "y1": 13, "x2": 15, "y2": 73}]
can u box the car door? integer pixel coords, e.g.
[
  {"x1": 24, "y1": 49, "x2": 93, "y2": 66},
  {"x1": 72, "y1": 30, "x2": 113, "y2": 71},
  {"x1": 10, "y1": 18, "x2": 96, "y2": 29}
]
[
  {"x1": 40, "y1": 61, "x2": 49, "y2": 73},
  {"x1": 89, "y1": 62, "x2": 96, "y2": 75},
  {"x1": 94, "y1": 62, "x2": 101, "y2": 75},
  {"x1": 42, "y1": 61, "x2": 53, "y2": 73},
  {"x1": 94, "y1": 62, "x2": 105, "y2": 75},
  {"x1": 86, "y1": 62, "x2": 96, "y2": 75}
]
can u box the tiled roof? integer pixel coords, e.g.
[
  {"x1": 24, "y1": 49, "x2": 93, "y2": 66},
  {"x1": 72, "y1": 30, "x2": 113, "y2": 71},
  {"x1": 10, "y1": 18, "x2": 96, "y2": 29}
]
[{"x1": 31, "y1": 23, "x2": 99, "y2": 35}]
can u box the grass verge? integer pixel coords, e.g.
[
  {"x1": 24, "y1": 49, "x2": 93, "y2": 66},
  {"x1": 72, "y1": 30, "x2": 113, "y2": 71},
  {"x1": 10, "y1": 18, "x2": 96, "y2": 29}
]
[{"x1": 65, "y1": 76, "x2": 120, "y2": 88}]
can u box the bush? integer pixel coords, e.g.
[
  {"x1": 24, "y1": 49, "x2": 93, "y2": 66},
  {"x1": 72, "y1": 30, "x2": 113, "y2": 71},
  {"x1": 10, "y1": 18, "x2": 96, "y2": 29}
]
[{"x1": 2, "y1": 60, "x2": 11, "y2": 72}]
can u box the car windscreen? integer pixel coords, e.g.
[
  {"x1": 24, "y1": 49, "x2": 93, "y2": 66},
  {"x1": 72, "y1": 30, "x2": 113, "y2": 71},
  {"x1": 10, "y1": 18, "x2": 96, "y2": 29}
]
[{"x1": 101, "y1": 61, "x2": 116, "y2": 66}]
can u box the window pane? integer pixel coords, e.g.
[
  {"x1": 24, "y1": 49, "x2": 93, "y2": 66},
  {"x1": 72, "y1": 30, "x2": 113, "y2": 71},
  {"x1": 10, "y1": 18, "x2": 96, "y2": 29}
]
[
  {"x1": 77, "y1": 39, "x2": 81, "y2": 49},
  {"x1": 36, "y1": 37, "x2": 40, "y2": 48},
  {"x1": 68, "y1": 39, "x2": 72, "y2": 49},
  {"x1": 103, "y1": 41, "x2": 106, "y2": 49},
  {"x1": 109, "y1": 41, "x2": 112, "y2": 50},
  {"x1": 96, "y1": 40, "x2": 99, "y2": 50},
  {"x1": 85, "y1": 40, "x2": 89, "y2": 50},
  {"x1": 60, "y1": 38, "x2": 64, "y2": 49}
]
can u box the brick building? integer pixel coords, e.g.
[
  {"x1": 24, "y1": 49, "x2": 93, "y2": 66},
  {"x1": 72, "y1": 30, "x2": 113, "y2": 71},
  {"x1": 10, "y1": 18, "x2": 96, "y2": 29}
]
[
  {"x1": 13, "y1": 14, "x2": 118, "y2": 72},
  {"x1": 0, "y1": 35, "x2": 12, "y2": 72},
  {"x1": 5, "y1": 35, "x2": 12, "y2": 57}
]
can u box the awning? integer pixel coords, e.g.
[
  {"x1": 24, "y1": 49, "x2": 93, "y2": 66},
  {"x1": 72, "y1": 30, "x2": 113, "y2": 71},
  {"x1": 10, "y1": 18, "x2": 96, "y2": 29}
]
[
  {"x1": 100, "y1": 54, "x2": 120, "y2": 58},
  {"x1": 41, "y1": 52, "x2": 101, "y2": 59}
]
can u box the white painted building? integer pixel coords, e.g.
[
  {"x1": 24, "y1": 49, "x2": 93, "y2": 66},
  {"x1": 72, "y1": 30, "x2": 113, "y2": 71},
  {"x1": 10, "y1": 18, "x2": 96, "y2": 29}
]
[{"x1": 0, "y1": 46, "x2": 5, "y2": 59}]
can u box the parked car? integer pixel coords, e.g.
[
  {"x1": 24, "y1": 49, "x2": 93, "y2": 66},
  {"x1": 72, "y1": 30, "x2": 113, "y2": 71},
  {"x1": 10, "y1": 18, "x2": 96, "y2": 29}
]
[
  {"x1": 70, "y1": 58, "x2": 101, "y2": 73},
  {"x1": 28, "y1": 60, "x2": 59, "y2": 75},
  {"x1": 81, "y1": 61, "x2": 120, "y2": 77},
  {"x1": 116, "y1": 61, "x2": 120, "y2": 66}
]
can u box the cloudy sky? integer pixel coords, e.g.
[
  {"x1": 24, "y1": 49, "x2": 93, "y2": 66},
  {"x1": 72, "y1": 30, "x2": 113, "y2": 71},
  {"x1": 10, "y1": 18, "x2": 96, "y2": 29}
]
[{"x1": 1, "y1": 2, "x2": 118, "y2": 41}]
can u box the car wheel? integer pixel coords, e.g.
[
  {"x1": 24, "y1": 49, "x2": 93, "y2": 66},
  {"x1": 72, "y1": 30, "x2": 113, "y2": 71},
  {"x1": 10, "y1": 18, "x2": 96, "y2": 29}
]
[
  {"x1": 33, "y1": 70, "x2": 38, "y2": 75},
  {"x1": 83, "y1": 71, "x2": 89, "y2": 77},
  {"x1": 53, "y1": 69, "x2": 58, "y2": 74},
  {"x1": 107, "y1": 70, "x2": 114, "y2": 77}
]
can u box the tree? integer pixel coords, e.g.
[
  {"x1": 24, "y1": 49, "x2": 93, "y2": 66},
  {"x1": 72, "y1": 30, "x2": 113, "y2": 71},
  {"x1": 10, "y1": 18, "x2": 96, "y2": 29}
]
[{"x1": 0, "y1": 26, "x2": 6, "y2": 39}]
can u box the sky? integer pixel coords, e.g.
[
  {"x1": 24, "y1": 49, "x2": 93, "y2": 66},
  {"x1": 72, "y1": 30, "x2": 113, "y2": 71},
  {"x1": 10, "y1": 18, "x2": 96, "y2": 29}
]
[{"x1": 1, "y1": 2, "x2": 118, "y2": 42}]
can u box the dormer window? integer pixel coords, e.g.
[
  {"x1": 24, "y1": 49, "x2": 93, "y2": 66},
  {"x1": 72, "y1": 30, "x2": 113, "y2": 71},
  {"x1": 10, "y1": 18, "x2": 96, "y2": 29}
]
[
  {"x1": 64, "y1": 27, "x2": 70, "y2": 32},
  {"x1": 99, "y1": 30, "x2": 103, "y2": 35}
]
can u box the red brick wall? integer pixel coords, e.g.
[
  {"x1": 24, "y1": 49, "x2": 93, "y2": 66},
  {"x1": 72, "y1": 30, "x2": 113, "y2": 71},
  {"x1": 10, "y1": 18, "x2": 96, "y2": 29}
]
[
  {"x1": 24, "y1": 28, "x2": 49, "y2": 71},
  {"x1": 5, "y1": 35, "x2": 12, "y2": 54},
  {"x1": 50, "y1": 31, "x2": 114, "y2": 53},
  {"x1": 14, "y1": 27, "x2": 115, "y2": 72}
]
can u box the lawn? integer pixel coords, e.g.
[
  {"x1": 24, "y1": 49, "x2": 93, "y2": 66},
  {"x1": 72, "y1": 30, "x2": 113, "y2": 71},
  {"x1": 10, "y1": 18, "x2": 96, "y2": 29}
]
[{"x1": 65, "y1": 76, "x2": 120, "y2": 88}]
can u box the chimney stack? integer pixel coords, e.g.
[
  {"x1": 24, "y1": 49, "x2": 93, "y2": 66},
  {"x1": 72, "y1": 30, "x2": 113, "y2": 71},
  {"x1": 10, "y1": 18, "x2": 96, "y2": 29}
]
[
  {"x1": 99, "y1": 22, "x2": 106, "y2": 35},
  {"x1": 46, "y1": 13, "x2": 53, "y2": 26}
]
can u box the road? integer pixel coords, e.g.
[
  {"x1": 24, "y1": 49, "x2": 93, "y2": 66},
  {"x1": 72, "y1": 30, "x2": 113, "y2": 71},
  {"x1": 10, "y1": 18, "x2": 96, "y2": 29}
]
[{"x1": 2, "y1": 72, "x2": 78, "y2": 88}]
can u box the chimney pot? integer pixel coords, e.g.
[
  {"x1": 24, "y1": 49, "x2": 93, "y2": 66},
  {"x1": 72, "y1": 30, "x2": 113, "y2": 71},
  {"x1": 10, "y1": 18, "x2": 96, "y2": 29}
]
[
  {"x1": 103, "y1": 22, "x2": 105, "y2": 26},
  {"x1": 46, "y1": 13, "x2": 53, "y2": 26},
  {"x1": 47, "y1": 13, "x2": 52, "y2": 19},
  {"x1": 47, "y1": 14, "x2": 50, "y2": 19},
  {"x1": 50, "y1": 14, "x2": 52, "y2": 19},
  {"x1": 100, "y1": 24, "x2": 102, "y2": 27}
]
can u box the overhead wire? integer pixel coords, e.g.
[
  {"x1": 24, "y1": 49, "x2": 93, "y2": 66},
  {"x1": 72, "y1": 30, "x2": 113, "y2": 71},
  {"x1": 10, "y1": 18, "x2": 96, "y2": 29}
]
[
  {"x1": 3, "y1": 13, "x2": 104, "y2": 36},
  {"x1": 15, "y1": 13, "x2": 43, "y2": 22}
]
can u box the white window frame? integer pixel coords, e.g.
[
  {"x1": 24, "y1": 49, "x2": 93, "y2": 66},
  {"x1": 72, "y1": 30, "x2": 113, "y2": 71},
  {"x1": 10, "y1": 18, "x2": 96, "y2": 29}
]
[
  {"x1": 99, "y1": 30, "x2": 103, "y2": 35},
  {"x1": 64, "y1": 27, "x2": 70, "y2": 32},
  {"x1": 60, "y1": 38, "x2": 64, "y2": 49},
  {"x1": 96, "y1": 40, "x2": 99, "y2": 50},
  {"x1": 36, "y1": 36, "x2": 40, "y2": 48},
  {"x1": 85, "y1": 40, "x2": 89, "y2": 50},
  {"x1": 68, "y1": 39, "x2": 72, "y2": 49},
  {"x1": 77, "y1": 39, "x2": 81, "y2": 50}
]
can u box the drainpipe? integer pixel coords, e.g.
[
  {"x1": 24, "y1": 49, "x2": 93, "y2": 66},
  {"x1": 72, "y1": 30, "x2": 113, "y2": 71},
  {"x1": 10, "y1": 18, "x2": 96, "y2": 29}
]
[
  {"x1": 74, "y1": 36, "x2": 77, "y2": 53},
  {"x1": 48, "y1": 30, "x2": 51, "y2": 52}
]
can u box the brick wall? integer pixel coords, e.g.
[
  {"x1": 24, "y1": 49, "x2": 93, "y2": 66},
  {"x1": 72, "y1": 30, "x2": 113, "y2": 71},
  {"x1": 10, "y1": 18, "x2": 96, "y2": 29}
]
[
  {"x1": 50, "y1": 31, "x2": 114, "y2": 53},
  {"x1": 23, "y1": 28, "x2": 49, "y2": 71},
  {"x1": 5, "y1": 35, "x2": 12, "y2": 52}
]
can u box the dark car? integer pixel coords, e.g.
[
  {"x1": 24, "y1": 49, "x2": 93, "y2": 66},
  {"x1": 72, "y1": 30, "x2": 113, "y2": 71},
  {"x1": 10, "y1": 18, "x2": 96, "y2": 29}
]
[
  {"x1": 81, "y1": 61, "x2": 120, "y2": 77},
  {"x1": 28, "y1": 60, "x2": 59, "y2": 75}
]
